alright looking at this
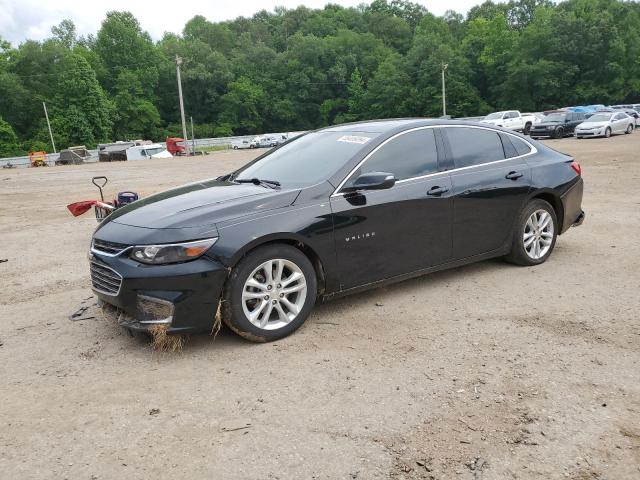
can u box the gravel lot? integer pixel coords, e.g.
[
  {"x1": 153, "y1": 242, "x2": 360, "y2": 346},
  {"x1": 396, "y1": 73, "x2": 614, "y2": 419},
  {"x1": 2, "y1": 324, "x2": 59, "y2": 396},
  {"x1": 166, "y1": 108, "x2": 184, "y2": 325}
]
[{"x1": 1, "y1": 135, "x2": 639, "y2": 479}]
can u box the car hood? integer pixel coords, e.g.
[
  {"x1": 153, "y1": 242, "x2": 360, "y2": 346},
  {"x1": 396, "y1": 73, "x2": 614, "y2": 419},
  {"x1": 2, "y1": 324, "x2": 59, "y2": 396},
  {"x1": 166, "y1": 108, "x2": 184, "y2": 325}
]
[
  {"x1": 102, "y1": 179, "x2": 300, "y2": 230},
  {"x1": 577, "y1": 121, "x2": 608, "y2": 129},
  {"x1": 480, "y1": 119, "x2": 502, "y2": 125}
]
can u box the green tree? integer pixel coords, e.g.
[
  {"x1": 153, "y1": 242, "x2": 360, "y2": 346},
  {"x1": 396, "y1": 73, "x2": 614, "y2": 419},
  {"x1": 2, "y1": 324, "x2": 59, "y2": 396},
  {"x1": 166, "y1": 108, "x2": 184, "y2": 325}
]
[
  {"x1": 49, "y1": 54, "x2": 113, "y2": 148},
  {"x1": 362, "y1": 54, "x2": 412, "y2": 118},
  {"x1": 94, "y1": 11, "x2": 159, "y2": 97},
  {"x1": 0, "y1": 116, "x2": 21, "y2": 156},
  {"x1": 219, "y1": 77, "x2": 265, "y2": 133},
  {"x1": 112, "y1": 71, "x2": 161, "y2": 140}
]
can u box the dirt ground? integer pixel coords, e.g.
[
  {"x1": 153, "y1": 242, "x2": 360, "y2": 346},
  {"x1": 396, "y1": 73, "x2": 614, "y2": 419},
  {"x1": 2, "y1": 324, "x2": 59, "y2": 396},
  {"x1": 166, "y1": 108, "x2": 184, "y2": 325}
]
[{"x1": 1, "y1": 134, "x2": 639, "y2": 480}]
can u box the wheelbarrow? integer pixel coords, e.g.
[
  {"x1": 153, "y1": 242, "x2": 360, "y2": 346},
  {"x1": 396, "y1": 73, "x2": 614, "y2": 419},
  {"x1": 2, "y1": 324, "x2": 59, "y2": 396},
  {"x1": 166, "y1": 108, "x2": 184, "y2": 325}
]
[{"x1": 67, "y1": 176, "x2": 139, "y2": 222}]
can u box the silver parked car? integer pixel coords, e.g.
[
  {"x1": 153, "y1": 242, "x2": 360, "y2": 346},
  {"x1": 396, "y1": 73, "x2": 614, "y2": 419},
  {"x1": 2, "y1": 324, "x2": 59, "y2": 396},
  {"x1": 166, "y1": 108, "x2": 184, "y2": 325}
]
[{"x1": 575, "y1": 112, "x2": 634, "y2": 138}]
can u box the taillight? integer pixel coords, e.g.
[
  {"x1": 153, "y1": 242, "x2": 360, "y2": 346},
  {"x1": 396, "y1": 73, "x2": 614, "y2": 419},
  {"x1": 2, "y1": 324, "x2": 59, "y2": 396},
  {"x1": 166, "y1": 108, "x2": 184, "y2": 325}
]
[{"x1": 570, "y1": 161, "x2": 581, "y2": 175}]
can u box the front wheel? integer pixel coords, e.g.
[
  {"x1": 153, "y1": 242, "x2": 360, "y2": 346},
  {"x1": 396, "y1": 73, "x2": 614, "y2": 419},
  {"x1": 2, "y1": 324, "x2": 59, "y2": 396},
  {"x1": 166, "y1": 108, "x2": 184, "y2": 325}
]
[
  {"x1": 222, "y1": 244, "x2": 317, "y2": 342},
  {"x1": 523, "y1": 123, "x2": 532, "y2": 135},
  {"x1": 553, "y1": 127, "x2": 564, "y2": 139},
  {"x1": 605, "y1": 127, "x2": 612, "y2": 138},
  {"x1": 505, "y1": 199, "x2": 558, "y2": 266}
]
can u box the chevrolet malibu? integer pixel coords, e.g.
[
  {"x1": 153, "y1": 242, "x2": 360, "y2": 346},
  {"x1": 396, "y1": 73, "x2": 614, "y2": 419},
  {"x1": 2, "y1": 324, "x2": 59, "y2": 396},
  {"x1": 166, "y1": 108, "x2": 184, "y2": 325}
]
[{"x1": 89, "y1": 119, "x2": 585, "y2": 342}]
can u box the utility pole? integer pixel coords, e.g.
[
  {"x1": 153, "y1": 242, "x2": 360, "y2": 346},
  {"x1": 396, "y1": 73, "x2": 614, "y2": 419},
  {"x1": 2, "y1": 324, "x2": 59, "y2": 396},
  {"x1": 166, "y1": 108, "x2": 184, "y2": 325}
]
[
  {"x1": 42, "y1": 102, "x2": 56, "y2": 153},
  {"x1": 175, "y1": 55, "x2": 189, "y2": 155},
  {"x1": 190, "y1": 116, "x2": 195, "y2": 154},
  {"x1": 441, "y1": 63, "x2": 448, "y2": 118}
]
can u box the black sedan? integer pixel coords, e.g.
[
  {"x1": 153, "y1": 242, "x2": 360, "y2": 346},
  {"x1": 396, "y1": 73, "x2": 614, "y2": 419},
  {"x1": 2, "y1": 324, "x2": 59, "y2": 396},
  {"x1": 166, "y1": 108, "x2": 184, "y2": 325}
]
[{"x1": 89, "y1": 119, "x2": 585, "y2": 341}]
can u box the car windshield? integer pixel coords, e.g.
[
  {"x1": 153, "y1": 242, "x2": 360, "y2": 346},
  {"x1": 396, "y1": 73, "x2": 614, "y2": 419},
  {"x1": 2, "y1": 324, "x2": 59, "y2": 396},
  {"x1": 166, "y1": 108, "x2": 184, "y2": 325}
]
[
  {"x1": 544, "y1": 113, "x2": 566, "y2": 122},
  {"x1": 235, "y1": 131, "x2": 378, "y2": 188},
  {"x1": 145, "y1": 147, "x2": 164, "y2": 156},
  {"x1": 484, "y1": 112, "x2": 503, "y2": 120},
  {"x1": 586, "y1": 113, "x2": 612, "y2": 122}
]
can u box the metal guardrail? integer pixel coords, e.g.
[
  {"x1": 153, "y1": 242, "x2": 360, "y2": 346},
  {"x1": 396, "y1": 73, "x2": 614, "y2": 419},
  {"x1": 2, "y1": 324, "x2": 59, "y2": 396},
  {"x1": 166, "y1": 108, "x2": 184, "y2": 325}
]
[{"x1": 0, "y1": 131, "x2": 307, "y2": 168}]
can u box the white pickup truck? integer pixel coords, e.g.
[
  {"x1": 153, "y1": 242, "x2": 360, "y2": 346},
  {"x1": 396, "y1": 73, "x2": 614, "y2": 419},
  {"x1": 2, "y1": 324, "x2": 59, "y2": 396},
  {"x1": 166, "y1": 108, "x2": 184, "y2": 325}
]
[{"x1": 480, "y1": 110, "x2": 539, "y2": 135}]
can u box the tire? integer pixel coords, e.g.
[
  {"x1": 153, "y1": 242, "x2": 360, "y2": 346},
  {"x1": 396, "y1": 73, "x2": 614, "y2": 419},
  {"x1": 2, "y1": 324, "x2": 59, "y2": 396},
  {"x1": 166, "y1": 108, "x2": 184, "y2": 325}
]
[
  {"x1": 233, "y1": 146, "x2": 238, "y2": 149},
  {"x1": 504, "y1": 199, "x2": 558, "y2": 266},
  {"x1": 553, "y1": 127, "x2": 564, "y2": 139},
  {"x1": 625, "y1": 124, "x2": 633, "y2": 134},
  {"x1": 605, "y1": 127, "x2": 611, "y2": 138},
  {"x1": 523, "y1": 123, "x2": 532, "y2": 135},
  {"x1": 222, "y1": 244, "x2": 317, "y2": 342}
]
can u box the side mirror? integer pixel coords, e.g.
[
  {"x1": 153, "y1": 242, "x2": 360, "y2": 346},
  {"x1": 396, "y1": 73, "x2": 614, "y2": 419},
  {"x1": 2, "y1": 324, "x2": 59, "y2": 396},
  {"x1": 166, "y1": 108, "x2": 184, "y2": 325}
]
[{"x1": 342, "y1": 172, "x2": 396, "y2": 193}]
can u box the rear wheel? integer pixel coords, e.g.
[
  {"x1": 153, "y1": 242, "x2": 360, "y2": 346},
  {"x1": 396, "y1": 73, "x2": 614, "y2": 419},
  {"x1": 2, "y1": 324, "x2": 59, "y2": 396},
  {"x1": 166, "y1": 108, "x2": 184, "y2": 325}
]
[
  {"x1": 523, "y1": 122, "x2": 532, "y2": 135},
  {"x1": 505, "y1": 199, "x2": 558, "y2": 266},
  {"x1": 222, "y1": 244, "x2": 317, "y2": 342},
  {"x1": 605, "y1": 127, "x2": 612, "y2": 138},
  {"x1": 625, "y1": 124, "x2": 633, "y2": 134}
]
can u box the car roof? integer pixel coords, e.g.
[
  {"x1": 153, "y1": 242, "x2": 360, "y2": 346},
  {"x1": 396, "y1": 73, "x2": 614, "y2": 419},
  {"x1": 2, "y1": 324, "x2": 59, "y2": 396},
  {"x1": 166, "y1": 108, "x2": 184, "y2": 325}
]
[{"x1": 319, "y1": 117, "x2": 535, "y2": 136}]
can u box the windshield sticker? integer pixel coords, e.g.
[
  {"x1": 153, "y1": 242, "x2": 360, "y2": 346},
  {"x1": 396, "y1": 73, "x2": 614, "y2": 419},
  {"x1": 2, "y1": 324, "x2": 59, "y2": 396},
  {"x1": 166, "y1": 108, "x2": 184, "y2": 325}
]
[{"x1": 337, "y1": 135, "x2": 371, "y2": 144}]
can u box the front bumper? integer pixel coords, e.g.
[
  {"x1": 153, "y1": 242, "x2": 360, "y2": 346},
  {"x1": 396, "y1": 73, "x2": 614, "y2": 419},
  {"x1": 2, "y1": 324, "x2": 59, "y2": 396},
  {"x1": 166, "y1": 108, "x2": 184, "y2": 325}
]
[
  {"x1": 575, "y1": 130, "x2": 604, "y2": 138},
  {"x1": 530, "y1": 129, "x2": 555, "y2": 138},
  {"x1": 90, "y1": 251, "x2": 228, "y2": 335}
]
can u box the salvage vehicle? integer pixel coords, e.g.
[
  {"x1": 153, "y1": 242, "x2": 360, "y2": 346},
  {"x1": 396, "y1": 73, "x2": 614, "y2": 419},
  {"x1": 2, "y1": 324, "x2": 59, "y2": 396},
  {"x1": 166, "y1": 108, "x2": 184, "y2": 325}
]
[
  {"x1": 480, "y1": 110, "x2": 538, "y2": 134},
  {"x1": 166, "y1": 137, "x2": 187, "y2": 156},
  {"x1": 250, "y1": 136, "x2": 278, "y2": 148},
  {"x1": 125, "y1": 144, "x2": 173, "y2": 160},
  {"x1": 89, "y1": 119, "x2": 585, "y2": 342},
  {"x1": 530, "y1": 112, "x2": 586, "y2": 139},
  {"x1": 575, "y1": 111, "x2": 634, "y2": 138}
]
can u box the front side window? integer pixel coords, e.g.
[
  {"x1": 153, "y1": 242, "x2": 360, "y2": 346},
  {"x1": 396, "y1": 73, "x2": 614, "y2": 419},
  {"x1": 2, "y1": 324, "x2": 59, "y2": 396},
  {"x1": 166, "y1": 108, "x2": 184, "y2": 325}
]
[
  {"x1": 356, "y1": 128, "x2": 438, "y2": 181},
  {"x1": 446, "y1": 127, "x2": 505, "y2": 168}
]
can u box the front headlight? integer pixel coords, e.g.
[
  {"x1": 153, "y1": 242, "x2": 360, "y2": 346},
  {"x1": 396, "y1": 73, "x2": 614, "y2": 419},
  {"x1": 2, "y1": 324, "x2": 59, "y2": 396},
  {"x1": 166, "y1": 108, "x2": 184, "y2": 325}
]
[{"x1": 130, "y1": 238, "x2": 218, "y2": 265}]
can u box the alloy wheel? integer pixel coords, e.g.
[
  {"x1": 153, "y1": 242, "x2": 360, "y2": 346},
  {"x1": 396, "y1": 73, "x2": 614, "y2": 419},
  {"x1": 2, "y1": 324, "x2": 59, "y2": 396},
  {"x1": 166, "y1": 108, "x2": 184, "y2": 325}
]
[
  {"x1": 241, "y1": 259, "x2": 307, "y2": 330},
  {"x1": 523, "y1": 209, "x2": 554, "y2": 260}
]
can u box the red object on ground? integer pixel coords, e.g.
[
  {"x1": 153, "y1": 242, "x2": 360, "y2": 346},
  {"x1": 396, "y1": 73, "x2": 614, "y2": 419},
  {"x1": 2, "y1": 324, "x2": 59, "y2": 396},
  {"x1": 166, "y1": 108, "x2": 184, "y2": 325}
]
[
  {"x1": 67, "y1": 200, "x2": 98, "y2": 216},
  {"x1": 166, "y1": 137, "x2": 186, "y2": 156}
]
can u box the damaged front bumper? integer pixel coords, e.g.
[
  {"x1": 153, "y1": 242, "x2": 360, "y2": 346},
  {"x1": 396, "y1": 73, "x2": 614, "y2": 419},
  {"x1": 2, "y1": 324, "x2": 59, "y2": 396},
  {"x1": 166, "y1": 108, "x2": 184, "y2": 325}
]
[{"x1": 90, "y1": 251, "x2": 228, "y2": 335}]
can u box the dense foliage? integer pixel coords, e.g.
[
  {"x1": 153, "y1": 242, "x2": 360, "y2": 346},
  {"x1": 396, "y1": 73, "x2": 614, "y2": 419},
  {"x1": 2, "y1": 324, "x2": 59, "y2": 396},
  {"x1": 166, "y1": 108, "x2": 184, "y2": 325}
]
[{"x1": 1, "y1": 0, "x2": 639, "y2": 153}]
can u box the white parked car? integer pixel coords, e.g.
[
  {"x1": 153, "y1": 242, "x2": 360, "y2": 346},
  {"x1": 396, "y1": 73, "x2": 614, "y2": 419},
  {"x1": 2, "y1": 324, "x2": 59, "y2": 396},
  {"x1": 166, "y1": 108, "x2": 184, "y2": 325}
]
[
  {"x1": 232, "y1": 139, "x2": 252, "y2": 150},
  {"x1": 480, "y1": 110, "x2": 538, "y2": 135},
  {"x1": 575, "y1": 112, "x2": 635, "y2": 139},
  {"x1": 125, "y1": 144, "x2": 173, "y2": 160}
]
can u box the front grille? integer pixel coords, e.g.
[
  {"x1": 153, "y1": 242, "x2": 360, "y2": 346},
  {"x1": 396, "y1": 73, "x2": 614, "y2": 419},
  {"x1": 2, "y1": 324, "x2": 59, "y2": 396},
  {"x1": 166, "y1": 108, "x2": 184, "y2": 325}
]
[
  {"x1": 92, "y1": 238, "x2": 129, "y2": 256},
  {"x1": 90, "y1": 260, "x2": 123, "y2": 296}
]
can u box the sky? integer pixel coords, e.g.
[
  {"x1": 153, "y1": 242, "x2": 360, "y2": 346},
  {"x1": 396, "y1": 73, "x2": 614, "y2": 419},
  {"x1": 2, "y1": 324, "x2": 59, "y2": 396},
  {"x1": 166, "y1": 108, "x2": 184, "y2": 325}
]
[{"x1": 0, "y1": 0, "x2": 501, "y2": 45}]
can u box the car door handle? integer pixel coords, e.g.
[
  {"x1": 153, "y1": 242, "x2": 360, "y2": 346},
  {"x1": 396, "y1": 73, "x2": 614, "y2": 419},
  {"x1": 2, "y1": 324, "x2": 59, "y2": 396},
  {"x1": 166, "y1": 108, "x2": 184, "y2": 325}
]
[
  {"x1": 505, "y1": 171, "x2": 523, "y2": 180},
  {"x1": 427, "y1": 186, "x2": 449, "y2": 196}
]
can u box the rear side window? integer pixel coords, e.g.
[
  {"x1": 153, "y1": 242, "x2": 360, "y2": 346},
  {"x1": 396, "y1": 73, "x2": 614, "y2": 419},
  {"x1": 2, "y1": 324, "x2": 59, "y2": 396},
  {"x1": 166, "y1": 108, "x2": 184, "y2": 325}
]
[
  {"x1": 510, "y1": 136, "x2": 532, "y2": 156},
  {"x1": 445, "y1": 127, "x2": 505, "y2": 168},
  {"x1": 360, "y1": 128, "x2": 438, "y2": 180}
]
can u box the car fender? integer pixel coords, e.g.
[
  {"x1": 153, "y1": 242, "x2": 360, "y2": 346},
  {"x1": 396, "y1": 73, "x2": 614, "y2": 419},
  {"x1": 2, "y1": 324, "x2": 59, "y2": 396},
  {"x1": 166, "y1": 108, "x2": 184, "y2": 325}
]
[{"x1": 209, "y1": 201, "x2": 339, "y2": 293}]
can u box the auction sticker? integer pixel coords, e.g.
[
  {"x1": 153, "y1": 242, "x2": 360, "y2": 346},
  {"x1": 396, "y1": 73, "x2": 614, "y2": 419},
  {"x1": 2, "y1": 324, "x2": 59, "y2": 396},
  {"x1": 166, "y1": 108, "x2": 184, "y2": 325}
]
[{"x1": 337, "y1": 135, "x2": 371, "y2": 144}]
